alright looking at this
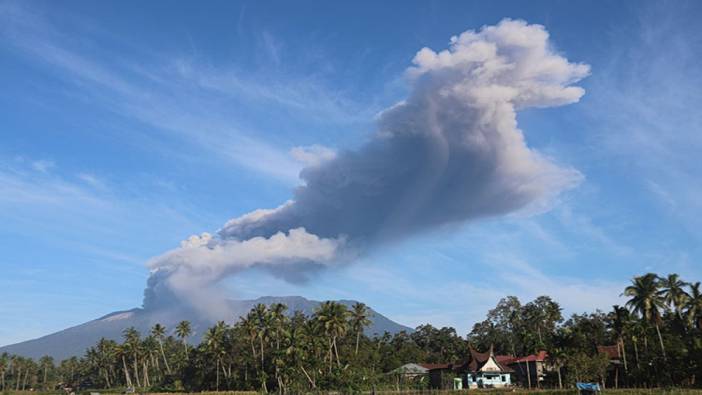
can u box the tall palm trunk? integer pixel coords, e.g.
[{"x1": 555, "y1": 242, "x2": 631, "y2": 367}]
[
  {"x1": 525, "y1": 360, "x2": 532, "y2": 389},
  {"x1": 103, "y1": 368, "x2": 111, "y2": 388},
  {"x1": 259, "y1": 336, "x2": 265, "y2": 371},
  {"x1": 300, "y1": 365, "x2": 316, "y2": 389},
  {"x1": 355, "y1": 331, "x2": 361, "y2": 356},
  {"x1": 142, "y1": 360, "x2": 150, "y2": 388},
  {"x1": 557, "y1": 365, "x2": 562, "y2": 389},
  {"x1": 258, "y1": 336, "x2": 267, "y2": 394},
  {"x1": 655, "y1": 323, "x2": 667, "y2": 360},
  {"x1": 132, "y1": 355, "x2": 141, "y2": 388},
  {"x1": 122, "y1": 355, "x2": 132, "y2": 387},
  {"x1": 619, "y1": 338, "x2": 628, "y2": 371},
  {"x1": 215, "y1": 359, "x2": 220, "y2": 391},
  {"x1": 333, "y1": 336, "x2": 341, "y2": 368},
  {"x1": 22, "y1": 368, "x2": 28, "y2": 390},
  {"x1": 158, "y1": 340, "x2": 171, "y2": 374},
  {"x1": 328, "y1": 338, "x2": 334, "y2": 373}
]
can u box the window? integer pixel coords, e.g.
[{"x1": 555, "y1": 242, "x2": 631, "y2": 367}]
[{"x1": 501, "y1": 375, "x2": 506, "y2": 382}]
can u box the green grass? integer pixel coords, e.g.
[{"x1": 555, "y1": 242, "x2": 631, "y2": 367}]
[
  {"x1": 5, "y1": 390, "x2": 702, "y2": 395},
  {"x1": 367, "y1": 390, "x2": 702, "y2": 395}
]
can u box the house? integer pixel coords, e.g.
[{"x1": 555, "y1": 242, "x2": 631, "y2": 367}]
[
  {"x1": 464, "y1": 347, "x2": 514, "y2": 388},
  {"x1": 421, "y1": 347, "x2": 514, "y2": 390},
  {"x1": 598, "y1": 344, "x2": 624, "y2": 388},
  {"x1": 388, "y1": 363, "x2": 430, "y2": 389},
  {"x1": 504, "y1": 351, "x2": 549, "y2": 388},
  {"x1": 390, "y1": 363, "x2": 429, "y2": 377},
  {"x1": 597, "y1": 345, "x2": 622, "y2": 364},
  {"x1": 422, "y1": 363, "x2": 457, "y2": 390}
]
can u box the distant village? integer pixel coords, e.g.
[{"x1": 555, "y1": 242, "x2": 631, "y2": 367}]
[{"x1": 393, "y1": 344, "x2": 623, "y2": 390}]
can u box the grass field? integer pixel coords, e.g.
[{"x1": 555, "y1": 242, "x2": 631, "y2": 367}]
[{"x1": 7, "y1": 392, "x2": 702, "y2": 395}]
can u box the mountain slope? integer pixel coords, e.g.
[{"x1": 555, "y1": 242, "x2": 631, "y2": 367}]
[{"x1": 0, "y1": 296, "x2": 413, "y2": 360}]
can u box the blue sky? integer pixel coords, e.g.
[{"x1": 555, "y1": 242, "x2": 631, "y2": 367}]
[{"x1": 1, "y1": 0, "x2": 701, "y2": 346}]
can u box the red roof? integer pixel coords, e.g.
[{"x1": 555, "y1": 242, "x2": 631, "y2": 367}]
[
  {"x1": 419, "y1": 347, "x2": 515, "y2": 373},
  {"x1": 495, "y1": 355, "x2": 517, "y2": 365},
  {"x1": 597, "y1": 345, "x2": 621, "y2": 360},
  {"x1": 510, "y1": 351, "x2": 548, "y2": 363}
]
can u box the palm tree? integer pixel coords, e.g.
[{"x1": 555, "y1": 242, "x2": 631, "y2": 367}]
[
  {"x1": 269, "y1": 303, "x2": 289, "y2": 351},
  {"x1": 629, "y1": 319, "x2": 647, "y2": 371},
  {"x1": 95, "y1": 338, "x2": 116, "y2": 388},
  {"x1": 349, "y1": 302, "x2": 372, "y2": 356},
  {"x1": 286, "y1": 311, "x2": 316, "y2": 389},
  {"x1": 610, "y1": 305, "x2": 629, "y2": 372},
  {"x1": 0, "y1": 352, "x2": 9, "y2": 391},
  {"x1": 240, "y1": 313, "x2": 259, "y2": 375},
  {"x1": 151, "y1": 324, "x2": 172, "y2": 374},
  {"x1": 686, "y1": 282, "x2": 702, "y2": 329},
  {"x1": 38, "y1": 355, "x2": 53, "y2": 390},
  {"x1": 175, "y1": 320, "x2": 192, "y2": 360},
  {"x1": 203, "y1": 325, "x2": 224, "y2": 391},
  {"x1": 115, "y1": 343, "x2": 133, "y2": 388},
  {"x1": 252, "y1": 304, "x2": 270, "y2": 392},
  {"x1": 660, "y1": 273, "x2": 690, "y2": 320},
  {"x1": 268, "y1": 303, "x2": 288, "y2": 389},
  {"x1": 315, "y1": 301, "x2": 349, "y2": 370},
  {"x1": 122, "y1": 327, "x2": 142, "y2": 387},
  {"x1": 546, "y1": 347, "x2": 566, "y2": 389},
  {"x1": 624, "y1": 273, "x2": 667, "y2": 360}
]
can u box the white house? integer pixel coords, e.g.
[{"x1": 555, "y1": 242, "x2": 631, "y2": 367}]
[{"x1": 465, "y1": 347, "x2": 513, "y2": 388}]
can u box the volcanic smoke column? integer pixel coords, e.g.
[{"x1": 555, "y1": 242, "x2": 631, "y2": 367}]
[{"x1": 144, "y1": 19, "x2": 590, "y2": 310}]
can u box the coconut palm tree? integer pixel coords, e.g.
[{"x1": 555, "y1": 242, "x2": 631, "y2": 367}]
[
  {"x1": 122, "y1": 327, "x2": 142, "y2": 387},
  {"x1": 0, "y1": 352, "x2": 9, "y2": 391},
  {"x1": 268, "y1": 303, "x2": 288, "y2": 389},
  {"x1": 252, "y1": 304, "x2": 270, "y2": 392},
  {"x1": 660, "y1": 273, "x2": 690, "y2": 320},
  {"x1": 349, "y1": 302, "x2": 372, "y2": 356},
  {"x1": 546, "y1": 347, "x2": 566, "y2": 389},
  {"x1": 240, "y1": 313, "x2": 259, "y2": 371},
  {"x1": 151, "y1": 323, "x2": 172, "y2": 374},
  {"x1": 286, "y1": 311, "x2": 316, "y2": 389},
  {"x1": 315, "y1": 301, "x2": 349, "y2": 370},
  {"x1": 203, "y1": 325, "x2": 224, "y2": 391},
  {"x1": 38, "y1": 355, "x2": 53, "y2": 390},
  {"x1": 624, "y1": 273, "x2": 667, "y2": 360},
  {"x1": 686, "y1": 282, "x2": 702, "y2": 329},
  {"x1": 175, "y1": 320, "x2": 192, "y2": 360},
  {"x1": 115, "y1": 343, "x2": 133, "y2": 388},
  {"x1": 610, "y1": 305, "x2": 630, "y2": 371},
  {"x1": 269, "y1": 303, "x2": 289, "y2": 351},
  {"x1": 95, "y1": 338, "x2": 117, "y2": 388}
]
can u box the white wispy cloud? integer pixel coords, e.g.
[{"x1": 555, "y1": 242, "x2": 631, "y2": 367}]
[
  {"x1": 0, "y1": 2, "x2": 376, "y2": 184},
  {"x1": 0, "y1": 156, "x2": 211, "y2": 265},
  {"x1": 586, "y1": 3, "x2": 702, "y2": 238}
]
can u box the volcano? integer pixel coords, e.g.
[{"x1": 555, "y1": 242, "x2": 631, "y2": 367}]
[{"x1": 0, "y1": 296, "x2": 413, "y2": 361}]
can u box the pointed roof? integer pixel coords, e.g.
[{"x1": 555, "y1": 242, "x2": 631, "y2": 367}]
[{"x1": 467, "y1": 346, "x2": 514, "y2": 373}]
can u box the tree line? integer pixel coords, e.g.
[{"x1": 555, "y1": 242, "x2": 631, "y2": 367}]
[
  {"x1": 467, "y1": 273, "x2": 702, "y2": 388},
  {"x1": 1, "y1": 273, "x2": 701, "y2": 392}
]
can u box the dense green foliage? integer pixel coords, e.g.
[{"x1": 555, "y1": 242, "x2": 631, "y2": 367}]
[
  {"x1": 467, "y1": 274, "x2": 702, "y2": 388},
  {"x1": 1, "y1": 273, "x2": 700, "y2": 393}
]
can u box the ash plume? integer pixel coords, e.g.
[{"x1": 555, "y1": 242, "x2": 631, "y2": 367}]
[{"x1": 144, "y1": 19, "x2": 589, "y2": 311}]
